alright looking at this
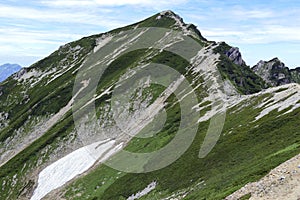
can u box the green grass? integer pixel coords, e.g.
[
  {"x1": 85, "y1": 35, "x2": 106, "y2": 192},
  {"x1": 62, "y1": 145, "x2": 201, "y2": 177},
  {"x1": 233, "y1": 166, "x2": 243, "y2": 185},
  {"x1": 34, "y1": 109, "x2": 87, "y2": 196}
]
[
  {"x1": 274, "y1": 87, "x2": 289, "y2": 93},
  {"x1": 266, "y1": 143, "x2": 300, "y2": 159},
  {"x1": 1, "y1": 11, "x2": 300, "y2": 200},
  {"x1": 0, "y1": 32, "x2": 97, "y2": 143},
  {"x1": 139, "y1": 14, "x2": 176, "y2": 28},
  {"x1": 0, "y1": 31, "x2": 98, "y2": 199},
  {"x1": 62, "y1": 92, "x2": 300, "y2": 200},
  {"x1": 240, "y1": 193, "x2": 251, "y2": 200},
  {"x1": 58, "y1": 36, "x2": 300, "y2": 200},
  {"x1": 0, "y1": 111, "x2": 75, "y2": 199},
  {"x1": 0, "y1": 41, "x2": 200, "y2": 199}
]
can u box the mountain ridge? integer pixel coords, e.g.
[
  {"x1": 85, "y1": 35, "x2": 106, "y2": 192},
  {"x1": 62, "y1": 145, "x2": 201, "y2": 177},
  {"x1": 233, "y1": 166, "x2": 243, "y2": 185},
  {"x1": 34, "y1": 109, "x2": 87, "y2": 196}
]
[
  {"x1": 0, "y1": 10, "x2": 299, "y2": 200},
  {"x1": 252, "y1": 57, "x2": 300, "y2": 86}
]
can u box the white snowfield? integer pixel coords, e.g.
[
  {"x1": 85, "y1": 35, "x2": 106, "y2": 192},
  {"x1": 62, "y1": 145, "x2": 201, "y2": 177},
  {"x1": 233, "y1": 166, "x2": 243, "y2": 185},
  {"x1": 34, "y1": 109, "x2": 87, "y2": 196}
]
[{"x1": 30, "y1": 139, "x2": 123, "y2": 200}]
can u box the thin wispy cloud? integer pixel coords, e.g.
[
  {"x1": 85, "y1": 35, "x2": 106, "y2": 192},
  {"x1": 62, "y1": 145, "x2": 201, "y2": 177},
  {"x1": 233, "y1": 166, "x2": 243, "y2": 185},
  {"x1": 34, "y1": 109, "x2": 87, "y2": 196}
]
[
  {"x1": 202, "y1": 25, "x2": 300, "y2": 44},
  {"x1": 0, "y1": 0, "x2": 299, "y2": 67},
  {"x1": 231, "y1": 9, "x2": 275, "y2": 19},
  {"x1": 0, "y1": 4, "x2": 123, "y2": 27},
  {"x1": 41, "y1": 0, "x2": 189, "y2": 7}
]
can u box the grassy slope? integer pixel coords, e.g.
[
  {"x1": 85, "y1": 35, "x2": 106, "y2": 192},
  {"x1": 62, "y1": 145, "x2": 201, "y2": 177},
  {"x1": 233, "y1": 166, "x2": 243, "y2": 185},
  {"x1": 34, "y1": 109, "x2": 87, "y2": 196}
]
[
  {"x1": 0, "y1": 35, "x2": 102, "y2": 199},
  {"x1": 62, "y1": 92, "x2": 300, "y2": 200},
  {"x1": 0, "y1": 36, "x2": 97, "y2": 143},
  {"x1": 1, "y1": 11, "x2": 299, "y2": 200},
  {"x1": 0, "y1": 13, "x2": 186, "y2": 199},
  {"x1": 0, "y1": 47, "x2": 197, "y2": 200}
]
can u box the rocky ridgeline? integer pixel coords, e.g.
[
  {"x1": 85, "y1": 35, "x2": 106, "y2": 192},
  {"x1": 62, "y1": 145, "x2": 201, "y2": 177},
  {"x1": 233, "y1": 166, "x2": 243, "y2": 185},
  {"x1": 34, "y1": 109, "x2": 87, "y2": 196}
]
[
  {"x1": 224, "y1": 47, "x2": 300, "y2": 88},
  {"x1": 252, "y1": 58, "x2": 300, "y2": 86},
  {"x1": 226, "y1": 47, "x2": 246, "y2": 66},
  {"x1": 0, "y1": 10, "x2": 300, "y2": 200}
]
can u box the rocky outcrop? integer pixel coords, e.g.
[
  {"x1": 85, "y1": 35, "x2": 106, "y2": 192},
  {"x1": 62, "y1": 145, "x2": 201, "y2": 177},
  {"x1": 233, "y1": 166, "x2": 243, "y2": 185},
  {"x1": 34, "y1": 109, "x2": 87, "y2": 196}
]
[
  {"x1": 252, "y1": 58, "x2": 300, "y2": 86},
  {"x1": 225, "y1": 47, "x2": 245, "y2": 66},
  {"x1": 291, "y1": 67, "x2": 300, "y2": 83},
  {"x1": 156, "y1": 10, "x2": 207, "y2": 41}
]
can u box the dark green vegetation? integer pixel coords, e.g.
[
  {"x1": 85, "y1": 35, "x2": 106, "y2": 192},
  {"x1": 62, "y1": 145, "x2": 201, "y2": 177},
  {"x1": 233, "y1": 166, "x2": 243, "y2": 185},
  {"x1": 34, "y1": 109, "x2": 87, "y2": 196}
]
[
  {"x1": 267, "y1": 58, "x2": 294, "y2": 86},
  {"x1": 240, "y1": 193, "x2": 251, "y2": 200},
  {"x1": 0, "y1": 26, "x2": 201, "y2": 199},
  {"x1": 214, "y1": 42, "x2": 267, "y2": 94},
  {"x1": 0, "y1": 35, "x2": 98, "y2": 142},
  {"x1": 63, "y1": 90, "x2": 300, "y2": 200},
  {"x1": 139, "y1": 13, "x2": 177, "y2": 28},
  {"x1": 0, "y1": 10, "x2": 299, "y2": 200},
  {"x1": 0, "y1": 35, "x2": 100, "y2": 199},
  {"x1": 291, "y1": 67, "x2": 300, "y2": 83}
]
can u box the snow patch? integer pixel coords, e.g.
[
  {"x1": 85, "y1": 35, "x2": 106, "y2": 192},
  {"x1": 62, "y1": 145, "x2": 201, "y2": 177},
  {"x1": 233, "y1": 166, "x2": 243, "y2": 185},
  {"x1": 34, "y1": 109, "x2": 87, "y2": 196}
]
[
  {"x1": 30, "y1": 139, "x2": 121, "y2": 200},
  {"x1": 127, "y1": 181, "x2": 157, "y2": 200}
]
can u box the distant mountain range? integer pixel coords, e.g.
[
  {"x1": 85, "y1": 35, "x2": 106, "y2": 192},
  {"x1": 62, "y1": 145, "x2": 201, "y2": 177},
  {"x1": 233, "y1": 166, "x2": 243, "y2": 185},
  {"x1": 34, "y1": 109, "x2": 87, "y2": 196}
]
[{"x1": 0, "y1": 63, "x2": 21, "y2": 82}]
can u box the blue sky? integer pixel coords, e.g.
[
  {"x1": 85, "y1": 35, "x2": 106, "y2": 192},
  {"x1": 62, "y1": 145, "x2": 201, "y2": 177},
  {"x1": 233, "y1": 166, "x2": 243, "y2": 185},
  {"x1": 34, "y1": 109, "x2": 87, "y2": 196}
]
[{"x1": 1, "y1": 0, "x2": 299, "y2": 68}]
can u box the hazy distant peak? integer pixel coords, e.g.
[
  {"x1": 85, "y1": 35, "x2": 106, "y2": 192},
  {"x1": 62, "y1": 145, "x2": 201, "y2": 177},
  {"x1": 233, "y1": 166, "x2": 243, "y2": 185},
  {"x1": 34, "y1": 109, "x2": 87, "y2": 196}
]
[{"x1": 0, "y1": 63, "x2": 22, "y2": 82}]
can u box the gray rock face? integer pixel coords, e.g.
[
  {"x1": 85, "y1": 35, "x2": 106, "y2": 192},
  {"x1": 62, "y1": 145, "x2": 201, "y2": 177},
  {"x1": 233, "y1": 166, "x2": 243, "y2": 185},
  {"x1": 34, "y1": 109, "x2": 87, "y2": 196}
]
[
  {"x1": 14, "y1": 68, "x2": 27, "y2": 79},
  {"x1": 252, "y1": 58, "x2": 300, "y2": 86},
  {"x1": 225, "y1": 47, "x2": 245, "y2": 66},
  {"x1": 291, "y1": 67, "x2": 300, "y2": 83}
]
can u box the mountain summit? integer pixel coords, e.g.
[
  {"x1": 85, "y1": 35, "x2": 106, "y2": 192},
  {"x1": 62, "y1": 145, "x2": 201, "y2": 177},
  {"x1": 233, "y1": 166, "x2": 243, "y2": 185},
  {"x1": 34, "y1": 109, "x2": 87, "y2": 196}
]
[
  {"x1": 252, "y1": 58, "x2": 300, "y2": 86},
  {"x1": 0, "y1": 11, "x2": 299, "y2": 200}
]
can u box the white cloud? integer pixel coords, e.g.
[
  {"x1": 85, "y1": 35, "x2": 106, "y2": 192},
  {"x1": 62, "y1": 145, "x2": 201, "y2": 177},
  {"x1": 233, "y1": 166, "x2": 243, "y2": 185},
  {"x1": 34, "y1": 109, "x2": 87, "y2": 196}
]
[
  {"x1": 1, "y1": 0, "x2": 299, "y2": 67},
  {"x1": 0, "y1": 27, "x2": 85, "y2": 59},
  {"x1": 186, "y1": 4, "x2": 300, "y2": 45},
  {"x1": 238, "y1": 25, "x2": 300, "y2": 44},
  {"x1": 41, "y1": 0, "x2": 188, "y2": 8},
  {"x1": 201, "y1": 24, "x2": 300, "y2": 45},
  {"x1": 41, "y1": 0, "x2": 95, "y2": 7},
  {"x1": 0, "y1": 4, "x2": 124, "y2": 28},
  {"x1": 201, "y1": 29, "x2": 243, "y2": 38},
  {"x1": 231, "y1": 8, "x2": 275, "y2": 19}
]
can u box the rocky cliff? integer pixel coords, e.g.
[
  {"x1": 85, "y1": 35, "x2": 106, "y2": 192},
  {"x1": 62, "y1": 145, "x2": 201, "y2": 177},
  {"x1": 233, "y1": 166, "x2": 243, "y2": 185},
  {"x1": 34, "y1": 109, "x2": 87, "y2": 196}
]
[{"x1": 252, "y1": 58, "x2": 300, "y2": 86}]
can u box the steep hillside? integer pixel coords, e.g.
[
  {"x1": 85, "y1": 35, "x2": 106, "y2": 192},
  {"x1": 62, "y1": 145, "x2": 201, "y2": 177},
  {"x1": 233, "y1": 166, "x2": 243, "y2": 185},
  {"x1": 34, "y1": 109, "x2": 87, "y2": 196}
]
[
  {"x1": 0, "y1": 10, "x2": 299, "y2": 200},
  {"x1": 0, "y1": 63, "x2": 21, "y2": 82},
  {"x1": 214, "y1": 42, "x2": 267, "y2": 94}
]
